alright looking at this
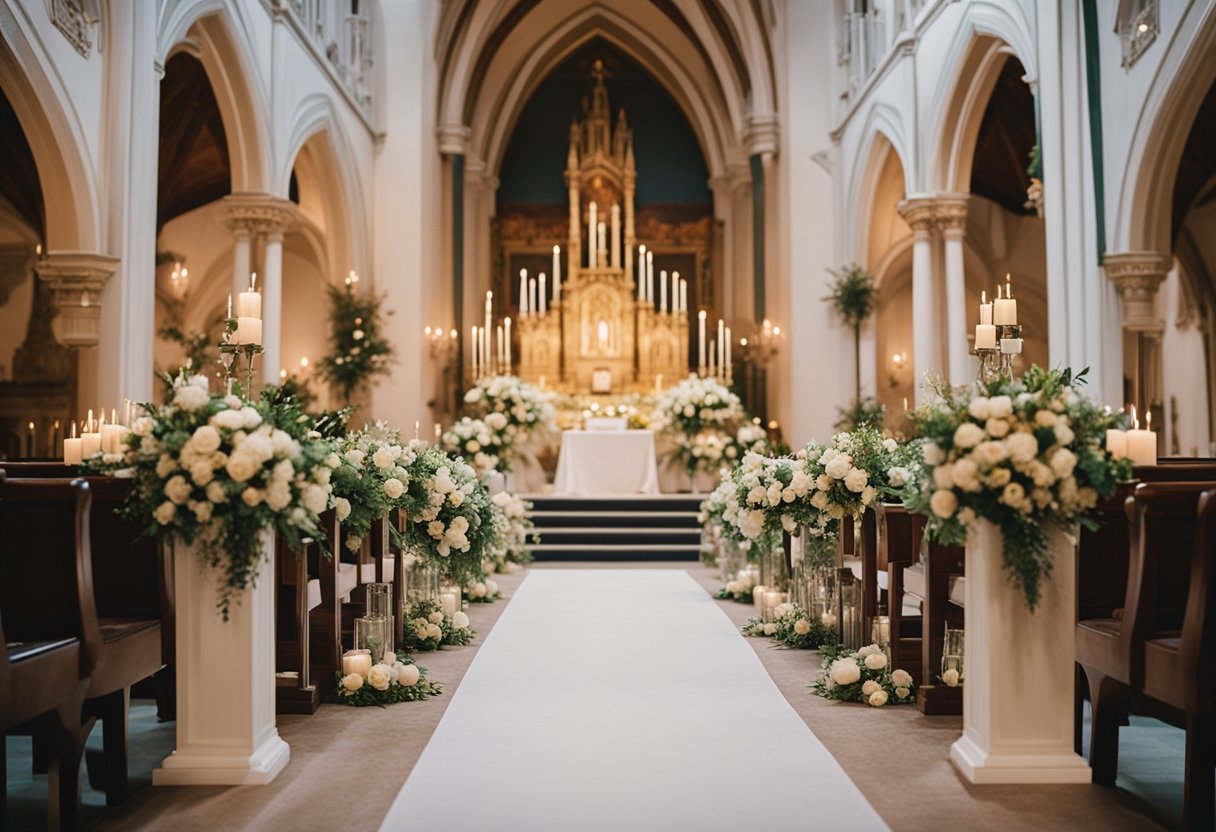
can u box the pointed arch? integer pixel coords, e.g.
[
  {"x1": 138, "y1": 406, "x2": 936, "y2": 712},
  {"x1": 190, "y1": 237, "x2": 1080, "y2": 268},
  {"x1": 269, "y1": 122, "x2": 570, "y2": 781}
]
[{"x1": 845, "y1": 108, "x2": 912, "y2": 265}]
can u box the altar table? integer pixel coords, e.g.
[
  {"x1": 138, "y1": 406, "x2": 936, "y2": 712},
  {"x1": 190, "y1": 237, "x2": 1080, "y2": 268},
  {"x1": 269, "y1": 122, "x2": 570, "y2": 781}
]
[{"x1": 553, "y1": 430, "x2": 661, "y2": 496}]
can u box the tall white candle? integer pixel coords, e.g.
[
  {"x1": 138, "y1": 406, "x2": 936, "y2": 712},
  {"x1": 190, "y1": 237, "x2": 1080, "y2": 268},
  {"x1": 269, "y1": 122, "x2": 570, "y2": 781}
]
[
  {"x1": 717, "y1": 318, "x2": 725, "y2": 376},
  {"x1": 597, "y1": 222, "x2": 606, "y2": 267},
  {"x1": 539, "y1": 273, "x2": 547, "y2": 315},
  {"x1": 496, "y1": 324, "x2": 504, "y2": 373},
  {"x1": 589, "y1": 202, "x2": 598, "y2": 268},
  {"x1": 637, "y1": 245, "x2": 646, "y2": 299},
  {"x1": 993, "y1": 282, "x2": 1017, "y2": 325},
  {"x1": 975, "y1": 323, "x2": 997, "y2": 350},
  {"x1": 238, "y1": 272, "x2": 261, "y2": 318},
  {"x1": 979, "y1": 290, "x2": 992, "y2": 325},
  {"x1": 679, "y1": 277, "x2": 687, "y2": 314},
  {"x1": 553, "y1": 246, "x2": 561, "y2": 302},
  {"x1": 725, "y1": 326, "x2": 732, "y2": 378},
  {"x1": 708, "y1": 339, "x2": 716, "y2": 379},
  {"x1": 698, "y1": 311, "x2": 707, "y2": 373},
  {"x1": 504, "y1": 317, "x2": 512, "y2": 372},
  {"x1": 470, "y1": 326, "x2": 478, "y2": 378},
  {"x1": 610, "y1": 203, "x2": 620, "y2": 268},
  {"x1": 672, "y1": 271, "x2": 679, "y2": 314},
  {"x1": 234, "y1": 317, "x2": 262, "y2": 345},
  {"x1": 646, "y1": 251, "x2": 654, "y2": 302},
  {"x1": 529, "y1": 278, "x2": 537, "y2": 317},
  {"x1": 519, "y1": 269, "x2": 528, "y2": 315},
  {"x1": 1126, "y1": 408, "x2": 1157, "y2": 466},
  {"x1": 659, "y1": 270, "x2": 668, "y2": 313}
]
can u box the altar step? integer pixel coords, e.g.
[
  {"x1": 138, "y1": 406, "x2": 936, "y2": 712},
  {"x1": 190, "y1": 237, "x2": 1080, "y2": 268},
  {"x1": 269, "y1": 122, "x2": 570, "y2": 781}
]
[{"x1": 525, "y1": 495, "x2": 703, "y2": 561}]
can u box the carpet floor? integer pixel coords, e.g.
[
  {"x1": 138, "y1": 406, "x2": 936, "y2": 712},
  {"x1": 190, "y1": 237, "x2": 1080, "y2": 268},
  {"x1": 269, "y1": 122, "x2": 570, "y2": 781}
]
[{"x1": 380, "y1": 568, "x2": 887, "y2": 831}]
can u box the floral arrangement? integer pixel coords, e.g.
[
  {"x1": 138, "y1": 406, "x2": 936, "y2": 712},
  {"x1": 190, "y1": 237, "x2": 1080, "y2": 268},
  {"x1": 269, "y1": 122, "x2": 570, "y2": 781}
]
[
  {"x1": 400, "y1": 598, "x2": 476, "y2": 652},
  {"x1": 724, "y1": 421, "x2": 771, "y2": 463},
  {"x1": 465, "y1": 576, "x2": 501, "y2": 603},
  {"x1": 317, "y1": 278, "x2": 395, "y2": 403},
  {"x1": 92, "y1": 373, "x2": 337, "y2": 618},
  {"x1": 328, "y1": 422, "x2": 410, "y2": 553},
  {"x1": 488, "y1": 491, "x2": 536, "y2": 572},
  {"x1": 812, "y1": 644, "x2": 916, "y2": 707},
  {"x1": 651, "y1": 375, "x2": 745, "y2": 479},
  {"x1": 396, "y1": 443, "x2": 495, "y2": 587},
  {"x1": 799, "y1": 427, "x2": 919, "y2": 523},
  {"x1": 903, "y1": 367, "x2": 1130, "y2": 609},
  {"x1": 441, "y1": 415, "x2": 511, "y2": 475},
  {"x1": 463, "y1": 375, "x2": 556, "y2": 452},
  {"x1": 336, "y1": 650, "x2": 441, "y2": 706},
  {"x1": 742, "y1": 603, "x2": 835, "y2": 649},
  {"x1": 715, "y1": 567, "x2": 758, "y2": 602}
]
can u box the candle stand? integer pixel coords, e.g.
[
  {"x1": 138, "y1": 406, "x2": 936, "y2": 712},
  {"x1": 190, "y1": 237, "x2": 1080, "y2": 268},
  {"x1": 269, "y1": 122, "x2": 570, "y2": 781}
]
[
  {"x1": 975, "y1": 323, "x2": 1022, "y2": 386},
  {"x1": 219, "y1": 333, "x2": 264, "y2": 396}
]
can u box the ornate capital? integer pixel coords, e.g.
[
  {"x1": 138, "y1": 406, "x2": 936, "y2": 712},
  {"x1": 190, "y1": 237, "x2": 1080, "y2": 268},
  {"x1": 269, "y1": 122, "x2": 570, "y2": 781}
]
[
  {"x1": 437, "y1": 122, "x2": 472, "y2": 156},
  {"x1": 0, "y1": 243, "x2": 35, "y2": 306},
  {"x1": 897, "y1": 196, "x2": 937, "y2": 234},
  {"x1": 933, "y1": 194, "x2": 969, "y2": 233},
  {"x1": 35, "y1": 251, "x2": 120, "y2": 347},
  {"x1": 744, "y1": 113, "x2": 780, "y2": 158},
  {"x1": 1103, "y1": 251, "x2": 1171, "y2": 333},
  {"x1": 224, "y1": 193, "x2": 297, "y2": 239}
]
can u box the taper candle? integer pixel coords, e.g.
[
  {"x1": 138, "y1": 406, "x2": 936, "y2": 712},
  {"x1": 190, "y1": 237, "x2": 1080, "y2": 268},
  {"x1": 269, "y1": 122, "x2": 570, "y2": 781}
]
[
  {"x1": 979, "y1": 290, "x2": 992, "y2": 325},
  {"x1": 637, "y1": 245, "x2": 646, "y2": 300},
  {"x1": 504, "y1": 317, "x2": 512, "y2": 372},
  {"x1": 519, "y1": 269, "x2": 529, "y2": 315},
  {"x1": 539, "y1": 273, "x2": 547, "y2": 314},
  {"x1": 698, "y1": 311, "x2": 707, "y2": 373},
  {"x1": 659, "y1": 270, "x2": 668, "y2": 313},
  {"x1": 553, "y1": 245, "x2": 561, "y2": 301}
]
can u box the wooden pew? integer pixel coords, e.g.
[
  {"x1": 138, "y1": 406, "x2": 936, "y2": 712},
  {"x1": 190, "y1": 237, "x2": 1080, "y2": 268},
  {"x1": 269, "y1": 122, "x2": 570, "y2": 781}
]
[
  {"x1": 880, "y1": 505, "x2": 926, "y2": 681},
  {"x1": 1, "y1": 477, "x2": 101, "y2": 831},
  {"x1": 1076, "y1": 481, "x2": 1216, "y2": 786},
  {"x1": 1138, "y1": 488, "x2": 1216, "y2": 830},
  {"x1": 274, "y1": 531, "x2": 322, "y2": 714},
  {"x1": 2, "y1": 473, "x2": 168, "y2": 807}
]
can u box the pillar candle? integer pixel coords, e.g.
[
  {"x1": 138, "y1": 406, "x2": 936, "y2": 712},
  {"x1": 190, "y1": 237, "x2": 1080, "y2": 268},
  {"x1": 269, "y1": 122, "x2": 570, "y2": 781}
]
[
  {"x1": 81, "y1": 410, "x2": 101, "y2": 459},
  {"x1": 979, "y1": 290, "x2": 992, "y2": 325},
  {"x1": 234, "y1": 317, "x2": 263, "y2": 346},
  {"x1": 504, "y1": 317, "x2": 512, "y2": 372},
  {"x1": 440, "y1": 592, "x2": 458, "y2": 616},
  {"x1": 679, "y1": 278, "x2": 687, "y2": 314},
  {"x1": 717, "y1": 319, "x2": 725, "y2": 377},
  {"x1": 519, "y1": 269, "x2": 528, "y2": 315},
  {"x1": 698, "y1": 311, "x2": 707, "y2": 372},
  {"x1": 610, "y1": 203, "x2": 620, "y2": 268},
  {"x1": 63, "y1": 437, "x2": 82, "y2": 465},
  {"x1": 1126, "y1": 409, "x2": 1157, "y2": 466},
  {"x1": 529, "y1": 278, "x2": 537, "y2": 317},
  {"x1": 589, "y1": 202, "x2": 598, "y2": 268},
  {"x1": 597, "y1": 222, "x2": 606, "y2": 267},
  {"x1": 637, "y1": 245, "x2": 646, "y2": 299},
  {"x1": 237, "y1": 273, "x2": 261, "y2": 318},
  {"x1": 1105, "y1": 429, "x2": 1127, "y2": 459},
  {"x1": 993, "y1": 283, "x2": 1017, "y2": 325},
  {"x1": 341, "y1": 649, "x2": 373, "y2": 678},
  {"x1": 646, "y1": 251, "x2": 654, "y2": 302},
  {"x1": 553, "y1": 245, "x2": 561, "y2": 301},
  {"x1": 539, "y1": 273, "x2": 547, "y2": 314},
  {"x1": 725, "y1": 327, "x2": 732, "y2": 378},
  {"x1": 659, "y1": 270, "x2": 668, "y2": 313},
  {"x1": 974, "y1": 323, "x2": 996, "y2": 350}
]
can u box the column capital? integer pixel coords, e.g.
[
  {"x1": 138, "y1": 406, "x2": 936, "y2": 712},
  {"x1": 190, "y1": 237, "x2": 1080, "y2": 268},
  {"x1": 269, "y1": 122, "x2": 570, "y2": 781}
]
[
  {"x1": 709, "y1": 162, "x2": 752, "y2": 198},
  {"x1": 897, "y1": 196, "x2": 937, "y2": 233},
  {"x1": 437, "y1": 122, "x2": 472, "y2": 156},
  {"x1": 1103, "y1": 250, "x2": 1171, "y2": 333},
  {"x1": 35, "y1": 251, "x2": 121, "y2": 347},
  {"x1": 224, "y1": 193, "x2": 297, "y2": 238},
  {"x1": 933, "y1": 193, "x2": 969, "y2": 233},
  {"x1": 744, "y1": 113, "x2": 780, "y2": 158}
]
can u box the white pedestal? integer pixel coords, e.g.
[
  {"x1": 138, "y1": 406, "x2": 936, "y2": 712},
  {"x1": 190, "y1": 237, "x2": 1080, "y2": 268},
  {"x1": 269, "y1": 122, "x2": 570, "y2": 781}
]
[
  {"x1": 154, "y1": 532, "x2": 290, "y2": 785},
  {"x1": 950, "y1": 520, "x2": 1091, "y2": 784}
]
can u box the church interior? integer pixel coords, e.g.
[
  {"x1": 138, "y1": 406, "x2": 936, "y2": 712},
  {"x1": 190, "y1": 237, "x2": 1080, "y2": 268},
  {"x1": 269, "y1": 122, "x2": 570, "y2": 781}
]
[{"x1": 2, "y1": 1, "x2": 1216, "y2": 830}]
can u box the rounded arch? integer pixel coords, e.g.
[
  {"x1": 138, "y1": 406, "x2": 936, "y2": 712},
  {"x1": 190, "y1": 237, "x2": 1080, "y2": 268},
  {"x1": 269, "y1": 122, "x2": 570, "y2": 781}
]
[
  {"x1": 0, "y1": 2, "x2": 100, "y2": 250},
  {"x1": 280, "y1": 96, "x2": 369, "y2": 280},
  {"x1": 158, "y1": 0, "x2": 271, "y2": 192},
  {"x1": 1113, "y1": 3, "x2": 1216, "y2": 255}
]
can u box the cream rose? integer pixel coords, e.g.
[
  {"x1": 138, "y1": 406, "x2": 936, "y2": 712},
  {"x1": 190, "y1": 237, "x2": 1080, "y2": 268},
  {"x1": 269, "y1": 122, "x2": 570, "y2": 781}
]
[
  {"x1": 942, "y1": 668, "x2": 961, "y2": 687},
  {"x1": 828, "y1": 658, "x2": 861, "y2": 686},
  {"x1": 793, "y1": 618, "x2": 811, "y2": 635},
  {"x1": 864, "y1": 652, "x2": 888, "y2": 670},
  {"x1": 890, "y1": 668, "x2": 913, "y2": 687},
  {"x1": 930, "y1": 489, "x2": 958, "y2": 519},
  {"x1": 367, "y1": 663, "x2": 393, "y2": 691},
  {"x1": 452, "y1": 611, "x2": 470, "y2": 629},
  {"x1": 341, "y1": 673, "x2": 364, "y2": 693},
  {"x1": 862, "y1": 680, "x2": 881, "y2": 697},
  {"x1": 868, "y1": 689, "x2": 889, "y2": 707},
  {"x1": 396, "y1": 663, "x2": 421, "y2": 687},
  {"x1": 428, "y1": 611, "x2": 445, "y2": 625}
]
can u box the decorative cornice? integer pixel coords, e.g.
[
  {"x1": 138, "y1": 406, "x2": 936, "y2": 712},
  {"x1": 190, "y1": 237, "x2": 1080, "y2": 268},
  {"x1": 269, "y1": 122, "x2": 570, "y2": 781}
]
[
  {"x1": 35, "y1": 251, "x2": 120, "y2": 348},
  {"x1": 1103, "y1": 251, "x2": 1171, "y2": 333}
]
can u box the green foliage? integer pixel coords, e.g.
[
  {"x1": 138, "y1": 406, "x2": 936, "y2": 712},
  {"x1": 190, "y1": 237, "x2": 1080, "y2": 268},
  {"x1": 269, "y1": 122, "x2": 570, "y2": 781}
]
[
  {"x1": 317, "y1": 281, "x2": 395, "y2": 403},
  {"x1": 334, "y1": 652, "x2": 442, "y2": 706},
  {"x1": 1027, "y1": 142, "x2": 1043, "y2": 182},
  {"x1": 811, "y1": 643, "x2": 917, "y2": 706},
  {"x1": 833, "y1": 397, "x2": 887, "y2": 432},
  {"x1": 824, "y1": 264, "x2": 878, "y2": 327},
  {"x1": 742, "y1": 605, "x2": 836, "y2": 650},
  {"x1": 158, "y1": 326, "x2": 214, "y2": 392}
]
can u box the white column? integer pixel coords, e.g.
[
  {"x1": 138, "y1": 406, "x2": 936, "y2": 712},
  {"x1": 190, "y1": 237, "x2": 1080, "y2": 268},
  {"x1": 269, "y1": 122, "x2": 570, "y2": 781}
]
[
  {"x1": 232, "y1": 228, "x2": 252, "y2": 303},
  {"x1": 943, "y1": 224, "x2": 968, "y2": 385},
  {"x1": 900, "y1": 200, "x2": 937, "y2": 405},
  {"x1": 261, "y1": 231, "x2": 284, "y2": 384}
]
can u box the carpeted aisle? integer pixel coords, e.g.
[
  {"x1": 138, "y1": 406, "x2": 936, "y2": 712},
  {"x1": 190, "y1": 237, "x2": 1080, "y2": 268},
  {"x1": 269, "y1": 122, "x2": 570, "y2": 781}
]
[{"x1": 380, "y1": 569, "x2": 887, "y2": 831}]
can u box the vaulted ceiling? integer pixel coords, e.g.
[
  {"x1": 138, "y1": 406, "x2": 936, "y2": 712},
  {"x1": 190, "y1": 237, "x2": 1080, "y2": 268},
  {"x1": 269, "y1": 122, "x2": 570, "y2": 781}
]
[
  {"x1": 157, "y1": 52, "x2": 231, "y2": 230},
  {"x1": 0, "y1": 86, "x2": 46, "y2": 239},
  {"x1": 970, "y1": 58, "x2": 1037, "y2": 216}
]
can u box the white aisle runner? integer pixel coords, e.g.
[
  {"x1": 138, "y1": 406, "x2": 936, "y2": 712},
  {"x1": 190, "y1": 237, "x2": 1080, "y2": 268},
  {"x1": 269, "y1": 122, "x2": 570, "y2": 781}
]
[{"x1": 380, "y1": 570, "x2": 888, "y2": 832}]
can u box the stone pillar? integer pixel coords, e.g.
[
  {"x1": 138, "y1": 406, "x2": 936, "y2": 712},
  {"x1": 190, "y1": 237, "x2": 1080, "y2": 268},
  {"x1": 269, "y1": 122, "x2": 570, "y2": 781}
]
[
  {"x1": 898, "y1": 198, "x2": 938, "y2": 405},
  {"x1": 231, "y1": 227, "x2": 252, "y2": 301},
  {"x1": 1103, "y1": 251, "x2": 1171, "y2": 418},
  {"x1": 261, "y1": 229, "x2": 284, "y2": 384},
  {"x1": 936, "y1": 195, "x2": 970, "y2": 386}
]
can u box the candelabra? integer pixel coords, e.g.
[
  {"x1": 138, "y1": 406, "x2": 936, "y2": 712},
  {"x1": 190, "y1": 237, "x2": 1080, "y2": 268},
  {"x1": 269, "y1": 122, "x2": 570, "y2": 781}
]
[
  {"x1": 975, "y1": 324, "x2": 1022, "y2": 385},
  {"x1": 424, "y1": 326, "x2": 459, "y2": 364},
  {"x1": 737, "y1": 318, "x2": 784, "y2": 369},
  {"x1": 219, "y1": 321, "x2": 263, "y2": 395}
]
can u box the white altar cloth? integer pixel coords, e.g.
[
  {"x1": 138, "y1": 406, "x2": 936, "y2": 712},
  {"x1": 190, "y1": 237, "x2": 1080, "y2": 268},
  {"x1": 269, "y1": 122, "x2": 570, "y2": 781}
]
[{"x1": 553, "y1": 430, "x2": 661, "y2": 496}]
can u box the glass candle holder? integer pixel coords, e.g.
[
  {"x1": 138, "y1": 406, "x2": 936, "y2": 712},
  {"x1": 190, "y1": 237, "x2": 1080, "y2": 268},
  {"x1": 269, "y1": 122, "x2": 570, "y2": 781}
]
[
  {"x1": 837, "y1": 570, "x2": 863, "y2": 650},
  {"x1": 871, "y1": 615, "x2": 891, "y2": 650},
  {"x1": 354, "y1": 616, "x2": 389, "y2": 661},
  {"x1": 366, "y1": 581, "x2": 392, "y2": 620},
  {"x1": 405, "y1": 560, "x2": 440, "y2": 605},
  {"x1": 941, "y1": 627, "x2": 965, "y2": 686},
  {"x1": 341, "y1": 648, "x2": 372, "y2": 678}
]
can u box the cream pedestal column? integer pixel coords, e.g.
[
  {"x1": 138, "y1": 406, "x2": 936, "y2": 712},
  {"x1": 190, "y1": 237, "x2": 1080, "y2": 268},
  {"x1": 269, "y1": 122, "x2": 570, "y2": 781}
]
[
  {"x1": 154, "y1": 533, "x2": 288, "y2": 785},
  {"x1": 262, "y1": 231, "x2": 284, "y2": 384},
  {"x1": 950, "y1": 520, "x2": 1090, "y2": 784}
]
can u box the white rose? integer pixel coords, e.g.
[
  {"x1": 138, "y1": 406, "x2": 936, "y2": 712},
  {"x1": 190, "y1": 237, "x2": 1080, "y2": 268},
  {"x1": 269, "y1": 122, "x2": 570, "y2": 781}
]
[
  {"x1": 825, "y1": 454, "x2": 853, "y2": 480},
  {"x1": 828, "y1": 658, "x2": 861, "y2": 686},
  {"x1": 864, "y1": 652, "x2": 888, "y2": 670},
  {"x1": 895, "y1": 686, "x2": 911, "y2": 700},
  {"x1": 882, "y1": 437, "x2": 898, "y2": 453},
  {"x1": 191, "y1": 425, "x2": 222, "y2": 454},
  {"x1": 383, "y1": 478, "x2": 405, "y2": 500},
  {"x1": 189, "y1": 460, "x2": 214, "y2": 487},
  {"x1": 793, "y1": 618, "x2": 811, "y2": 635},
  {"x1": 933, "y1": 464, "x2": 955, "y2": 490},
  {"x1": 396, "y1": 663, "x2": 421, "y2": 687},
  {"x1": 335, "y1": 497, "x2": 352, "y2": 521},
  {"x1": 953, "y1": 422, "x2": 985, "y2": 449},
  {"x1": 303, "y1": 484, "x2": 329, "y2": 515},
  {"x1": 485, "y1": 579, "x2": 499, "y2": 596},
  {"x1": 190, "y1": 500, "x2": 213, "y2": 523},
  {"x1": 367, "y1": 663, "x2": 393, "y2": 691},
  {"x1": 240, "y1": 406, "x2": 262, "y2": 430},
  {"x1": 1050, "y1": 448, "x2": 1077, "y2": 479},
  {"x1": 1006, "y1": 431, "x2": 1038, "y2": 464},
  {"x1": 164, "y1": 475, "x2": 192, "y2": 505},
  {"x1": 988, "y1": 395, "x2": 1013, "y2": 418},
  {"x1": 372, "y1": 447, "x2": 395, "y2": 469},
  {"x1": 341, "y1": 673, "x2": 364, "y2": 693},
  {"x1": 942, "y1": 668, "x2": 961, "y2": 687},
  {"x1": 1001, "y1": 482, "x2": 1026, "y2": 508},
  {"x1": 428, "y1": 611, "x2": 445, "y2": 625},
  {"x1": 206, "y1": 481, "x2": 228, "y2": 503},
  {"x1": 844, "y1": 467, "x2": 869, "y2": 493},
  {"x1": 868, "y1": 689, "x2": 889, "y2": 707},
  {"x1": 985, "y1": 418, "x2": 1010, "y2": 438},
  {"x1": 173, "y1": 384, "x2": 210, "y2": 412},
  {"x1": 923, "y1": 443, "x2": 945, "y2": 466},
  {"x1": 968, "y1": 397, "x2": 991, "y2": 421},
  {"x1": 890, "y1": 669, "x2": 913, "y2": 687},
  {"x1": 1035, "y1": 409, "x2": 1058, "y2": 428},
  {"x1": 930, "y1": 489, "x2": 958, "y2": 519},
  {"x1": 210, "y1": 409, "x2": 245, "y2": 431},
  {"x1": 452, "y1": 611, "x2": 470, "y2": 629},
  {"x1": 425, "y1": 623, "x2": 443, "y2": 640},
  {"x1": 154, "y1": 501, "x2": 176, "y2": 525},
  {"x1": 763, "y1": 622, "x2": 778, "y2": 636},
  {"x1": 862, "y1": 679, "x2": 881, "y2": 697}
]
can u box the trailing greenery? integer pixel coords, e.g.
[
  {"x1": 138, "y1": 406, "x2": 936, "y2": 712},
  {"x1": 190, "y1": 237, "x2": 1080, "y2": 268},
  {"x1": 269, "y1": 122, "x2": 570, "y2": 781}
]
[{"x1": 317, "y1": 280, "x2": 395, "y2": 403}]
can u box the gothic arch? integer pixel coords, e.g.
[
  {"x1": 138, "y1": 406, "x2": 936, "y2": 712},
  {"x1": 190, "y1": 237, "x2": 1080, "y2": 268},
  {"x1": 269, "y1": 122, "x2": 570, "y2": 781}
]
[
  {"x1": 0, "y1": 2, "x2": 100, "y2": 250},
  {"x1": 846, "y1": 111, "x2": 912, "y2": 264}
]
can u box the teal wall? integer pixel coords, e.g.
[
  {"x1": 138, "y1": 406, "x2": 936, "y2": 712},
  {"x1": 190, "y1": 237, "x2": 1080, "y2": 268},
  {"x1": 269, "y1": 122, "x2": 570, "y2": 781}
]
[{"x1": 497, "y1": 39, "x2": 711, "y2": 206}]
